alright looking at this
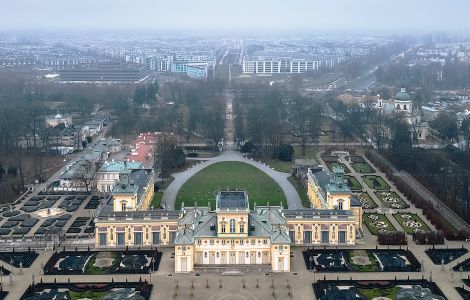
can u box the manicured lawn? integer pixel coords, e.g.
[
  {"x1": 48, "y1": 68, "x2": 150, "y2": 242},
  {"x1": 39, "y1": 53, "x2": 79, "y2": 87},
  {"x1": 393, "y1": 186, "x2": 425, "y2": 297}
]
[
  {"x1": 70, "y1": 290, "x2": 107, "y2": 300},
  {"x1": 150, "y1": 192, "x2": 163, "y2": 209},
  {"x1": 394, "y1": 213, "x2": 431, "y2": 234},
  {"x1": 358, "y1": 287, "x2": 400, "y2": 300},
  {"x1": 362, "y1": 175, "x2": 390, "y2": 190},
  {"x1": 259, "y1": 158, "x2": 292, "y2": 173},
  {"x1": 347, "y1": 250, "x2": 380, "y2": 272},
  {"x1": 325, "y1": 162, "x2": 350, "y2": 173},
  {"x1": 175, "y1": 161, "x2": 286, "y2": 209},
  {"x1": 344, "y1": 175, "x2": 362, "y2": 191},
  {"x1": 352, "y1": 191, "x2": 377, "y2": 209},
  {"x1": 363, "y1": 213, "x2": 396, "y2": 235},
  {"x1": 85, "y1": 252, "x2": 121, "y2": 275},
  {"x1": 351, "y1": 162, "x2": 375, "y2": 174},
  {"x1": 374, "y1": 191, "x2": 409, "y2": 209},
  {"x1": 288, "y1": 176, "x2": 310, "y2": 208}
]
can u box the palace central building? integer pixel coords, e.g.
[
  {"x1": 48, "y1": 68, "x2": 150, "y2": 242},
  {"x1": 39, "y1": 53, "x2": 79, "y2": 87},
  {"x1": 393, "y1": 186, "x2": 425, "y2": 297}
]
[{"x1": 94, "y1": 167, "x2": 360, "y2": 272}]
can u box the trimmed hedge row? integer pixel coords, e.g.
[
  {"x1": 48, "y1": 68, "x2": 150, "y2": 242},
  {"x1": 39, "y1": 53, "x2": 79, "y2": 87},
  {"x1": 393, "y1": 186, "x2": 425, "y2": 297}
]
[{"x1": 365, "y1": 150, "x2": 469, "y2": 241}]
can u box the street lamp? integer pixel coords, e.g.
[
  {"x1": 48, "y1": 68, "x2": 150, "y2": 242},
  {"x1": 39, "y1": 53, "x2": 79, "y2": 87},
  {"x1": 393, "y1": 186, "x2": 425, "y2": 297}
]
[{"x1": 309, "y1": 256, "x2": 313, "y2": 271}]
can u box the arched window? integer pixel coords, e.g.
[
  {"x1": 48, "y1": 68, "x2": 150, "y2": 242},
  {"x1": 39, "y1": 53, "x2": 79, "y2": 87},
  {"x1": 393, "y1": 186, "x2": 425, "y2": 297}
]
[
  {"x1": 338, "y1": 200, "x2": 343, "y2": 210},
  {"x1": 239, "y1": 222, "x2": 245, "y2": 233},
  {"x1": 121, "y1": 201, "x2": 126, "y2": 211},
  {"x1": 221, "y1": 222, "x2": 226, "y2": 233},
  {"x1": 230, "y1": 219, "x2": 236, "y2": 233}
]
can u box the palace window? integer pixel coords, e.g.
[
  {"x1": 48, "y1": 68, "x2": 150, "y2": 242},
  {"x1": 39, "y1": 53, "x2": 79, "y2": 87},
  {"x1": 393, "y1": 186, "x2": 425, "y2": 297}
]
[
  {"x1": 221, "y1": 222, "x2": 226, "y2": 233},
  {"x1": 210, "y1": 240, "x2": 214, "y2": 245},
  {"x1": 121, "y1": 202, "x2": 126, "y2": 211},
  {"x1": 263, "y1": 239, "x2": 268, "y2": 245},
  {"x1": 230, "y1": 219, "x2": 236, "y2": 233},
  {"x1": 239, "y1": 222, "x2": 245, "y2": 233},
  {"x1": 251, "y1": 240, "x2": 255, "y2": 245},
  {"x1": 197, "y1": 240, "x2": 202, "y2": 245},
  {"x1": 222, "y1": 240, "x2": 226, "y2": 245},
  {"x1": 338, "y1": 200, "x2": 343, "y2": 210}
]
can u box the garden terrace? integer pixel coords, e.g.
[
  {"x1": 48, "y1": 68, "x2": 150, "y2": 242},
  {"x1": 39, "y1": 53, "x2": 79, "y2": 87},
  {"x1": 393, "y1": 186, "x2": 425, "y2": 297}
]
[
  {"x1": 351, "y1": 162, "x2": 375, "y2": 174},
  {"x1": 362, "y1": 175, "x2": 390, "y2": 190},
  {"x1": 43, "y1": 248, "x2": 162, "y2": 275},
  {"x1": 0, "y1": 249, "x2": 38, "y2": 268},
  {"x1": 20, "y1": 281, "x2": 152, "y2": 300},
  {"x1": 375, "y1": 191, "x2": 409, "y2": 209},
  {"x1": 313, "y1": 279, "x2": 446, "y2": 300},
  {"x1": 344, "y1": 175, "x2": 362, "y2": 191},
  {"x1": 425, "y1": 247, "x2": 468, "y2": 265},
  {"x1": 363, "y1": 213, "x2": 397, "y2": 235},
  {"x1": 352, "y1": 191, "x2": 377, "y2": 209},
  {"x1": 175, "y1": 161, "x2": 286, "y2": 209},
  {"x1": 453, "y1": 257, "x2": 470, "y2": 271},
  {"x1": 394, "y1": 213, "x2": 431, "y2": 234},
  {"x1": 303, "y1": 248, "x2": 421, "y2": 272}
]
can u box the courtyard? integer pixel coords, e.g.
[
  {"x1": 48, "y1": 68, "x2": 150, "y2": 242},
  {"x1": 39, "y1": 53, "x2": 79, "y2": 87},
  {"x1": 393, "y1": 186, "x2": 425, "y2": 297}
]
[{"x1": 175, "y1": 161, "x2": 286, "y2": 209}]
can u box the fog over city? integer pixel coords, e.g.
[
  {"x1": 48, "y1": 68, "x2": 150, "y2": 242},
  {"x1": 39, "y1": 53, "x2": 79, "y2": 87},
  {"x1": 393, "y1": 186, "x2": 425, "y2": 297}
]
[{"x1": 2, "y1": 0, "x2": 470, "y2": 33}]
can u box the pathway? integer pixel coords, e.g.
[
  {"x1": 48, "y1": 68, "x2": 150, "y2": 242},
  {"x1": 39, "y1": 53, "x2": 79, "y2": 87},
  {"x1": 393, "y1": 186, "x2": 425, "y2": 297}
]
[{"x1": 161, "y1": 150, "x2": 302, "y2": 209}]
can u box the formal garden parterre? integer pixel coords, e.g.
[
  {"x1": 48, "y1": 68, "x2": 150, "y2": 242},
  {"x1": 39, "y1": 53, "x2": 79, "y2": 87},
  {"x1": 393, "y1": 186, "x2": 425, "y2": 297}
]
[
  {"x1": 425, "y1": 247, "x2": 468, "y2": 265},
  {"x1": 313, "y1": 279, "x2": 446, "y2": 300},
  {"x1": 303, "y1": 248, "x2": 421, "y2": 272},
  {"x1": 352, "y1": 191, "x2": 377, "y2": 209},
  {"x1": 21, "y1": 281, "x2": 152, "y2": 300},
  {"x1": 363, "y1": 213, "x2": 396, "y2": 235},
  {"x1": 375, "y1": 191, "x2": 409, "y2": 209},
  {"x1": 362, "y1": 175, "x2": 390, "y2": 190},
  {"x1": 0, "y1": 249, "x2": 38, "y2": 268},
  {"x1": 344, "y1": 175, "x2": 362, "y2": 191},
  {"x1": 44, "y1": 249, "x2": 162, "y2": 275},
  {"x1": 394, "y1": 213, "x2": 431, "y2": 234}
]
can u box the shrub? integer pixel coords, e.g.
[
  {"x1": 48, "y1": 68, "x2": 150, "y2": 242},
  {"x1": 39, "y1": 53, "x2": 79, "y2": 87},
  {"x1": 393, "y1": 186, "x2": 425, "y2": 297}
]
[
  {"x1": 377, "y1": 231, "x2": 407, "y2": 245},
  {"x1": 413, "y1": 231, "x2": 445, "y2": 245},
  {"x1": 186, "y1": 152, "x2": 199, "y2": 158}
]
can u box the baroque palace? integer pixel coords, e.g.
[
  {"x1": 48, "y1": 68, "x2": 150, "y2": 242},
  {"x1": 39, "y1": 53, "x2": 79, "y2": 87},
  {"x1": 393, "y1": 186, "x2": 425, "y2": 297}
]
[{"x1": 94, "y1": 165, "x2": 362, "y2": 272}]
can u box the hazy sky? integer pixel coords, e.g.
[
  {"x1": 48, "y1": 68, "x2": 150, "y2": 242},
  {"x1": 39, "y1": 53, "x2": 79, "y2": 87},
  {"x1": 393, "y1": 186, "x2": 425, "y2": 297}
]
[{"x1": 2, "y1": 0, "x2": 470, "y2": 33}]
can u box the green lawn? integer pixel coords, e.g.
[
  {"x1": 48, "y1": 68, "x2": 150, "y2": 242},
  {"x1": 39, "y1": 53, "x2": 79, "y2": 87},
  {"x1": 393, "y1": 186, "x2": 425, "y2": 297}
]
[
  {"x1": 347, "y1": 250, "x2": 380, "y2": 272},
  {"x1": 259, "y1": 158, "x2": 292, "y2": 173},
  {"x1": 344, "y1": 175, "x2": 362, "y2": 191},
  {"x1": 325, "y1": 162, "x2": 350, "y2": 173},
  {"x1": 351, "y1": 162, "x2": 375, "y2": 174},
  {"x1": 362, "y1": 175, "x2": 390, "y2": 190},
  {"x1": 150, "y1": 192, "x2": 163, "y2": 209},
  {"x1": 175, "y1": 161, "x2": 286, "y2": 209},
  {"x1": 358, "y1": 287, "x2": 400, "y2": 300},
  {"x1": 352, "y1": 191, "x2": 377, "y2": 209},
  {"x1": 394, "y1": 213, "x2": 431, "y2": 234},
  {"x1": 288, "y1": 176, "x2": 310, "y2": 208},
  {"x1": 374, "y1": 191, "x2": 409, "y2": 209},
  {"x1": 363, "y1": 213, "x2": 397, "y2": 235},
  {"x1": 85, "y1": 252, "x2": 121, "y2": 275},
  {"x1": 70, "y1": 290, "x2": 108, "y2": 300}
]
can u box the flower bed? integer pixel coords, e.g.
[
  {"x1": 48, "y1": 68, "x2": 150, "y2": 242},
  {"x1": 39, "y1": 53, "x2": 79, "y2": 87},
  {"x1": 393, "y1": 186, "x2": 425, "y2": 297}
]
[
  {"x1": 394, "y1": 213, "x2": 430, "y2": 234},
  {"x1": 352, "y1": 191, "x2": 377, "y2": 209},
  {"x1": 425, "y1": 247, "x2": 468, "y2": 265},
  {"x1": 363, "y1": 213, "x2": 396, "y2": 235},
  {"x1": 375, "y1": 191, "x2": 409, "y2": 209},
  {"x1": 362, "y1": 175, "x2": 390, "y2": 190}
]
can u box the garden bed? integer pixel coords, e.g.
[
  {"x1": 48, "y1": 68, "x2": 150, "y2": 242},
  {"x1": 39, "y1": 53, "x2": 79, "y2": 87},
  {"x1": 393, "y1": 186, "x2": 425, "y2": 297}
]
[
  {"x1": 351, "y1": 162, "x2": 375, "y2": 174},
  {"x1": 352, "y1": 191, "x2": 377, "y2": 209},
  {"x1": 394, "y1": 213, "x2": 430, "y2": 234},
  {"x1": 425, "y1": 247, "x2": 468, "y2": 265},
  {"x1": 362, "y1": 175, "x2": 390, "y2": 190},
  {"x1": 375, "y1": 191, "x2": 409, "y2": 209},
  {"x1": 344, "y1": 175, "x2": 362, "y2": 191},
  {"x1": 363, "y1": 213, "x2": 396, "y2": 235}
]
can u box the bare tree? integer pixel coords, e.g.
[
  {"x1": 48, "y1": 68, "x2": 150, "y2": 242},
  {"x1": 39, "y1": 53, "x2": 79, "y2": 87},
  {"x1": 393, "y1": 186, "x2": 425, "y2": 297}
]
[{"x1": 76, "y1": 159, "x2": 97, "y2": 192}]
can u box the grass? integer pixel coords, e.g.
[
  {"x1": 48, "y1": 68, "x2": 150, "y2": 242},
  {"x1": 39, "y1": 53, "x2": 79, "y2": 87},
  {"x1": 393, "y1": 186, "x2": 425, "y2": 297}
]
[
  {"x1": 288, "y1": 176, "x2": 310, "y2": 208},
  {"x1": 358, "y1": 287, "x2": 400, "y2": 300},
  {"x1": 70, "y1": 290, "x2": 108, "y2": 300},
  {"x1": 363, "y1": 213, "x2": 396, "y2": 235},
  {"x1": 353, "y1": 191, "x2": 377, "y2": 209},
  {"x1": 374, "y1": 191, "x2": 409, "y2": 209},
  {"x1": 85, "y1": 252, "x2": 121, "y2": 275},
  {"x1": 325, "y1": 162, "x2": 350, "y2": 173},
  {"x1": 344, "y1": 175, "x2": 363, "y2": 191},
  {"x1": 394, "y1": 213, "x2": 431, "y2": 234},
  {"x1": 362, "y1": 175, "x2": 390, "y2": 190},
  {"x1": 150, "y1": 192, "x2": 163, "y2": 209},
  {"x1": 347, "y1": 250, "x2": 380, "y2": 272},
  {"x1": 351, "y1": 162, "x2": 375, "y2": 174},
  {"x1": 259, "y1": 158, "x2": 292, "y2": 173},
  {"x1": 175, "y1": 161, "x2": 286, "y2": 209}
]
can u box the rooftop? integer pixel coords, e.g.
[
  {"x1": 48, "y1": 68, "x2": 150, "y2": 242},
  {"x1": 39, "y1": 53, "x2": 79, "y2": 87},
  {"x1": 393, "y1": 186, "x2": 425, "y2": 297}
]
[{"x1": 216, "y1": 191, "x2": 248, "y2": 210}]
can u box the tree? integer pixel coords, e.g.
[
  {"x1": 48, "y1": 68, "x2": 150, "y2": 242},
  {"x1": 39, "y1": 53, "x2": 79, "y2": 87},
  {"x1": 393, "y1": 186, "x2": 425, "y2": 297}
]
[
  {"x1": 157, "y1": 132, "x2": 186, "y2": 177},
  {"x1": 76, "y1": 159, "x2": 96, "y2": 193},
  {"x1": 461, "y1": 117, "x2": 470, "y2": 151},
  {"x1": 288, "y1": 95, "x2": 321, "y2": 155},
  {"x1": 430, "y1": 113, "x2": 458, "y2": 142},
  {"x1": 390, "y1": 120, "x2": 412, "y2": 168}
]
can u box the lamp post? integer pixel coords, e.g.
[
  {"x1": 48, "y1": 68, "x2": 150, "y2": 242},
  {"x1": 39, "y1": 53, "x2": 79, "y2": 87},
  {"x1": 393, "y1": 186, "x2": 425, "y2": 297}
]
[
  {"x1": 313, "y1": 266, "x2": 316, "y2": 282},
  {"x1": 309, "y1": 256, "x2": 313, "y2": 271}
]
